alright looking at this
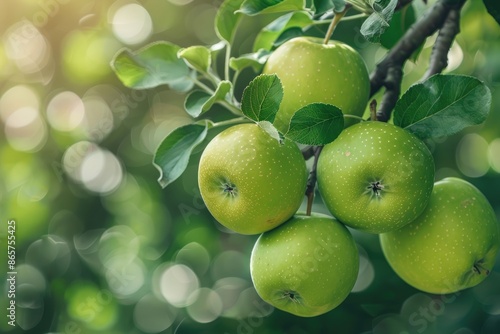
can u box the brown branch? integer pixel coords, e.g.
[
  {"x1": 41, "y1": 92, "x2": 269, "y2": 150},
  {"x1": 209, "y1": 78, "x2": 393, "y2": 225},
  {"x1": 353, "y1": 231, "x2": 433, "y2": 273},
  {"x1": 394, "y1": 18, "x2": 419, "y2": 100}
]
[
  {"x1": 370, "y1": 0, "x2": 467, "y2": 122},
  {"x1": 302, "y1": 146, "x2": 315, "y2": 160},
  {"x1": 370, "y1": 99, "x2": 378, "y2": 121},
  {"x1": 422, "y1": 7, "x2": 462, "y2": 80},
  {"x1": 305, "y1": 146, "x2": 322, "y2": 216},
  {"x1": 377, "y1": 66, "x2": 403, "y2": 121}
]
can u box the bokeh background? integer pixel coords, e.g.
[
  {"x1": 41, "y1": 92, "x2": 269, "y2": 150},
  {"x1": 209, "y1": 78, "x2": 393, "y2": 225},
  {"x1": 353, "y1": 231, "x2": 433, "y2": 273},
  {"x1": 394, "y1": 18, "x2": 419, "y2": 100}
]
[{"x1": 0, "y1": 0, "x2": 499, "y2": 333}]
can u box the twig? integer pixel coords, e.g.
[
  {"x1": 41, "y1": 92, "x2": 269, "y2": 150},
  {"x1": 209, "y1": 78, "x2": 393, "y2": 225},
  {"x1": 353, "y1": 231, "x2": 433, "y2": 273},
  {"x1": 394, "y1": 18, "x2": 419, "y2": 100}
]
[
  {"x1": 369, "y1": 0, "x2": 467, "y2": 122},
  {"x1": 305, "y1": 146, "x2": 323, "y2": 216},
  {"x1": 370, "y1": 99, "x2": 378, "y2": 121},
  {"x1": 313, "y1": 14, "x2": 367, "y2": 25},
  {"x1": 302, "y1": 146, "x2": 315, "y2": 160},
  {"x1": 211, "y1": 117, "x2": 249, "y2": 128},
  {"x1": 224, "y1": 44, "x2": 231, "y2": 82},
  {"x1": 422, "y1": 7, "x2": 462, "y2": 80},
  {"x1": 323, "y1": 5, "x2": 351, "y2": 44},
  {"x1": 377, "y1": 67, "x2": 403, "y2": 121}
]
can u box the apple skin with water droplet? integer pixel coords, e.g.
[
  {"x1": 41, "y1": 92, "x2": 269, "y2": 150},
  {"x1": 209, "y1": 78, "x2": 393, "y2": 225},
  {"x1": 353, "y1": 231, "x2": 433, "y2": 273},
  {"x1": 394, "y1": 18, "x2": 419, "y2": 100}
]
[
  {"x1": 380, "y1": 177, "x2": 500, "y2": 294},
  {"x1": 198, "y1": 123, "x2": 307, "y2": 235},
  {"x1": 316, "y1": 121, "x2": 435, "y2": 234},
  {"x1": 250, "y1": 213, "x2": 359, "y2": 317},
  {"x1": 263, "y1": 36, "x2": 370, "y2": 133}
]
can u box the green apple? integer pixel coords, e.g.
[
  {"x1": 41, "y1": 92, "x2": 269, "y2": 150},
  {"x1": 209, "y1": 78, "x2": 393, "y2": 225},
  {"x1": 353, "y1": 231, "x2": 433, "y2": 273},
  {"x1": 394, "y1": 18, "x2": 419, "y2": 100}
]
[
  {"x1": 380, "y1": 177, "x2": 500, "y2": 294},
  {"x1": 198, "y1": 123, "x2": 307, "y2": 235},
  {"x1": 250, "y1": 213, "x2": 359, "y2": 317},
  {"x1": 317, "y1": 121, "x2": 435, "y2": 233},
  {"x1": 263, "y1": 36, "x2": 370, "y2": 132}
]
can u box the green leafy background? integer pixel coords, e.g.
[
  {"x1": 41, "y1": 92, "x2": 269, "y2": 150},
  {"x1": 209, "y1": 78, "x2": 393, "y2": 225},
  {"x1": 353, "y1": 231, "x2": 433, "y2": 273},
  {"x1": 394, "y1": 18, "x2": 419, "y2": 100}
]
[{"x1": 0, "y1": 0, "x2": 500, "y2": 333}]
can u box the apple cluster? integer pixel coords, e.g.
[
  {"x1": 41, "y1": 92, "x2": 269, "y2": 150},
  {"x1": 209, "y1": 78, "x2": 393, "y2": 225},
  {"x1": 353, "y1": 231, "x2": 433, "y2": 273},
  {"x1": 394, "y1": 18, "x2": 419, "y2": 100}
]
[
  {"x1": 316, "y1": 121, "x2": 499, "y2": 298},
  {"x1": 197, "y1": 37, "x2": 500, "y2": 318},
  {"x1": 198, "y1": 122, "x2": 357, "y2": 317}
]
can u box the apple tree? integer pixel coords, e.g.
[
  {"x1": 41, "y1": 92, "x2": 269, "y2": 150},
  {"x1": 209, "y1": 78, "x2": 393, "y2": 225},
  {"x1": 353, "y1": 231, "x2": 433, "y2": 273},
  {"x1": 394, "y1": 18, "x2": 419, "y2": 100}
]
[{"x1": 111, "y1": 0, "x2": 500, "y2": 327}]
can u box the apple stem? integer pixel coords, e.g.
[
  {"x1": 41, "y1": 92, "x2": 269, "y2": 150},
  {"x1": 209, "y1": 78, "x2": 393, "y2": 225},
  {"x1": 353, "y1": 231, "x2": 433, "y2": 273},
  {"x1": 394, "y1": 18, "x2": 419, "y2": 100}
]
[
  {"x1": 370, "y1": 99, "x2": 378, "y2": 121},
  {"x1": 305, "y1": 146, "x2": 323, "y2": 216},
  {"x1": 306, "y1": 192, "x2": 313, "y2": 216},
  {"x1": 323, "y1": 6, "x2": 350, "y2": 45}
]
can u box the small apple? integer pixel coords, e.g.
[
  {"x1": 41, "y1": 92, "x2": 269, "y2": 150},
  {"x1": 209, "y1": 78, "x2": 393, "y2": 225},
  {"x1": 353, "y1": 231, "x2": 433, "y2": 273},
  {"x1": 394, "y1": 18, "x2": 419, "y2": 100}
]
[
  {"x1": 250, "y1": 213, "x2": 359, "y2": 317},
  {"x1": 263, "y1": 36, "x2": 370, "y2": 132},
  {"x1": 380, "y1": 177, "x2": 500, "y2": 294},
  {"x1": 317, "y1": 121, "x2": 435, "y2": 233},
  {"x1": 198, "y1": 123, "x2": 307, "y2": 235}
]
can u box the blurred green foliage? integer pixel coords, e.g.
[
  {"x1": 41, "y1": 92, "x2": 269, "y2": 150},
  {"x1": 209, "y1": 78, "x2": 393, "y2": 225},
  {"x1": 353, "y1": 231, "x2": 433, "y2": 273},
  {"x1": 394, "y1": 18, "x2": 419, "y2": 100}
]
[{"x1": 0, "y1": 0, "x2": 499, "y2": 333}]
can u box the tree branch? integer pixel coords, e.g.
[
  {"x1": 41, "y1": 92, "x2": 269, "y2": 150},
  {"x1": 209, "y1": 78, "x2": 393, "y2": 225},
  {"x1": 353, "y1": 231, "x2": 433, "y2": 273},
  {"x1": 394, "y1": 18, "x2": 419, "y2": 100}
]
[
  {"x1": 395, "y1": 0, "x2": 415, "y2": 11},
  {"x1": 302, "y1": 146, "x2": 315, "y2": 160},
  {"x1": 422, "y1": 7, "x2": 462, "y2": 80},
  {"x1": 369, "y1": 99, "x2": 378, "y2": 121},
  {"x1": 305, "y1": 146, "x2": 322, "y2": 216},
  {"x1": 370, "y1": 0, "x2": 467, "y2": 122}
]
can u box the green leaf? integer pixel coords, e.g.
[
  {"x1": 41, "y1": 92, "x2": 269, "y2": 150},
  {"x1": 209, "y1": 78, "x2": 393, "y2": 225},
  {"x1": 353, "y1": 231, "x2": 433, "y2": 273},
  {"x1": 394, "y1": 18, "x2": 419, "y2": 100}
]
[
  {"x1": 178, "y1": 46, "x2": 211, "y2": 73},
  {"x1": 169, "y1": 70, "x2": 196, "y2": 93},
  {"x1": 380, "y1": 4, "x2": 415, "y2": 50},
  {"x1": 380, "y1": 4, "x2": 422, "y2": 61},
  {"x1": 211, "y1": 80, "x2": 232, "y2": 102},
  {"x1": 285, "y1": 103, "x2": 344, "y2": 145},
  {"x1": 111, "y1": 42, "x2": 190, "y2": 89},
  {"x1": 184, "y1": 81, "x2": 232, "y2": 118},
  {"x1": 331, "y1": 0, "x2": 346, "y2": 12},
  {"x1": 241, "y1": 74, "x2": 283, "y2": 123},
  {"x1": 210, "y1": 41, "x2": 226, "y2": 52},
  {"x1": 348, "y1": 0, "x2": 374, "y2": 14},
  {"x1": 238, "y1": 0, "x2": 305, "y2": 16},
  {"x1": 313, "y1": 0, "x2": 346, "y2": 14},
  {"x1": 185, "y1": 91, "x2": 210, "y2": 118},
  {"x1": 360, "y1": 0, "x2": 398, "y2": 43},
  {"x1": 394, "y1": 75, "x2": 492, "y2": 139},
  {"x1": 169, "y1": 78, "x2": 195, "y2": 93},
  {"x1": 229, "y1": 49, "x2": 271, "y2": 72},
  {"x1": 258, "y1": 121, "x2": 283, "y2": 143},
  {"x1": 253, "y1": 11, "x2": 312, "y2": 51},
  {"x1": 153, "y1": 123, "x2": 208, "y2": 188},
  {"x1": 483, "y1": 0, "x2": 500, "y2": 25},
  {"x1": 273, "y1": 27, "x2": 304, "y2": 47},
  {"x1": 215, "y1": 0, "x2": 245, "y2": 42}
]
